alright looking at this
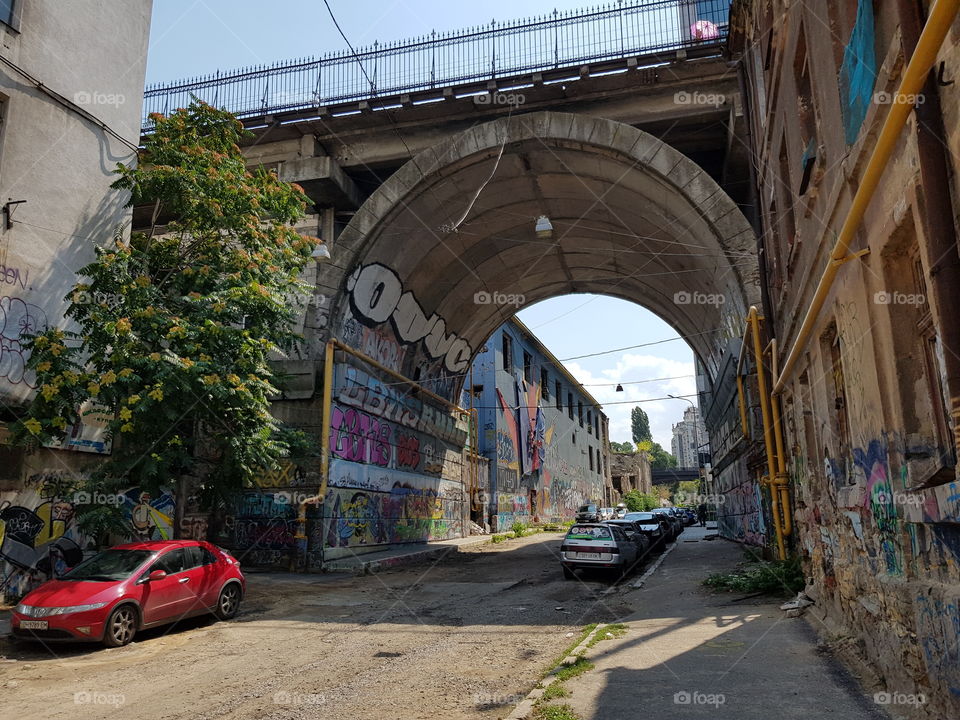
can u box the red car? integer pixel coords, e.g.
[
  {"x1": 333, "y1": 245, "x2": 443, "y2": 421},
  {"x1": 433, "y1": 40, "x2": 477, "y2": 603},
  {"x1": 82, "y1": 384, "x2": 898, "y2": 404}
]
[{"x1": 11, "y1": 540, "x2": 244, "y2": 647}]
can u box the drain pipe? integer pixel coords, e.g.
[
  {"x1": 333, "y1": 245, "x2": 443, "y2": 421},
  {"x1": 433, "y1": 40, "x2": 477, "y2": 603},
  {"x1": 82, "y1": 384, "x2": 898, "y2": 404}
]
[
  {"x1": 773, "y1": 0, "x2": 960, "y2": 395},
  {"x1": 293, "y1": 339, "x2": 334, "y2": 571}
]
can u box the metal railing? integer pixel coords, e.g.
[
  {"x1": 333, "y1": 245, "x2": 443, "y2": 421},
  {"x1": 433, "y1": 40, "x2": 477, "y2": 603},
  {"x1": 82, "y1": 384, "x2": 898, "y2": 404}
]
[{"x1": 142, "y1": 0, "x2": 730, "y2": 129}]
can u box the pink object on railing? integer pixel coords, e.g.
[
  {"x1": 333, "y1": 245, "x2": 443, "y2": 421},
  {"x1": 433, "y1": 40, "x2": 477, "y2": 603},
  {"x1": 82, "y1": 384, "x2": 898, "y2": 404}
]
[{"x1": 691, "y1": 20, "x2": 720, "y2": 40}]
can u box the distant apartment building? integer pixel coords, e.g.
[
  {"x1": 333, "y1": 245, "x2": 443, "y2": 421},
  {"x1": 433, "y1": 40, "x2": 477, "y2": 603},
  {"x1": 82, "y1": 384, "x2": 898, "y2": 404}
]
[
  {"x1": 0, "y1": 2, "x2": 153, "y2": 595},
  {"x1": 467, "y1": 318, "x2": 609, "y2": 530},
  {"x1": 671, "y1": 406, "x2": 707, "y2": 469}
]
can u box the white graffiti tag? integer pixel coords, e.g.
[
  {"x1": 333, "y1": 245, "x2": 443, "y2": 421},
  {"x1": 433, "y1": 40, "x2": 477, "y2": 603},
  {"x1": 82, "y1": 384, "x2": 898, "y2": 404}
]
[{"x1": 346, "y1": 263, "x2": 472, "y2": 373}]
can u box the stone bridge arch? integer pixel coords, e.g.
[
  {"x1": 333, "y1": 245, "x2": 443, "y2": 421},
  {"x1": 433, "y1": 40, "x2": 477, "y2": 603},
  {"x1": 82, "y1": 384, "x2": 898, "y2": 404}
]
[{"x1": 316, "y1": 110, "x2": 759, "y2": 399}]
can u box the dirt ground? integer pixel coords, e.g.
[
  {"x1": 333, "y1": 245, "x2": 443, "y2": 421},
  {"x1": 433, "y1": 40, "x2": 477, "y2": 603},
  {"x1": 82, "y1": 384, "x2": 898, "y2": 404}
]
[{"x1": 0, "y1": 532, "x2": 642, "y2": 720}]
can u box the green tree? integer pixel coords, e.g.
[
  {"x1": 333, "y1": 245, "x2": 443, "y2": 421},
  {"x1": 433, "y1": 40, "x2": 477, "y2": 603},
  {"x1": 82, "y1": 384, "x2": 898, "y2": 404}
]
[
  {"x1": 622, "y1": 490, "x2": 659, "y2": 512},
  {"x1": 631, "y1": 406, "x2": 651, "y2": 443},
  {"x1": 15, "y1": 101, "x2": 315, "y2": 500},
  {"x1": 637, "y1": 439, "x2": 677, "y2": 470},
  {"x1": 609, "y1": 441, "x2": 634, "y2": 453}
]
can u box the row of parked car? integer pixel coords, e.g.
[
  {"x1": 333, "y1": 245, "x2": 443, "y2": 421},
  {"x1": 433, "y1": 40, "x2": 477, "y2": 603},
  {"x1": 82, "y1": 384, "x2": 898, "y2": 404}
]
[{"x1": 560, "y1": 504, "x2": 692, "y2": 580}]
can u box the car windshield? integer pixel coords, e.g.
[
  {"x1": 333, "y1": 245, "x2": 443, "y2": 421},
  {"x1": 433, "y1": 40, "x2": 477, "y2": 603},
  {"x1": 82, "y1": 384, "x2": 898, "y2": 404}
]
[
  {"x1": 625, "y1": 513, "x2": 657, "y2": 522},
  {"x1": 578, "y1": 505, "x2": 597, "y2": 513},
  {"x1": 61, "y1": 549, "x2": 155, "y2": 582},
  {"x1": 567, "y1": 525, "x2": 611, "y2": 539}
]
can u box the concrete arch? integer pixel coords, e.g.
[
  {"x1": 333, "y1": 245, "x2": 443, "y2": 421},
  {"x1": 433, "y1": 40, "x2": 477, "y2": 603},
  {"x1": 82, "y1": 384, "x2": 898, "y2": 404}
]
[{"x1": 319, "y1": 111, "x2": 759, "y2": 398}]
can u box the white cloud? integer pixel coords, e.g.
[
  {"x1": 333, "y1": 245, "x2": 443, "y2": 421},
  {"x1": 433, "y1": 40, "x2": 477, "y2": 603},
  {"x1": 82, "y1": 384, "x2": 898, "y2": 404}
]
[{"x1": 563, "y1": 353, "x2": 696, "y2": 450}]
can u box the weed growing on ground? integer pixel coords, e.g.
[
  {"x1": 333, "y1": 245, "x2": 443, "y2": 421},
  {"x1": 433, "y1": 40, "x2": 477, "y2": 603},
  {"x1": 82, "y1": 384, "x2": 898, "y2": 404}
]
[
  {"x1": 585, "y1": 623, "x2": 628, "y2": 648},
  {"x1": 702, "y1": 554, "x2": 804, "y2": 595},
  {"x1": 534, "y1": 703, "x2": 582, "y2": 720},
  {"x1": 553, "y1": 656, "x2": 594, "y2": 682},
  {"x1": 491, "y1": 534, "x2": 508, "y2": 544},
  {"x1": 512, "y1": 521, "x2": 526, "y2": 538},
  {"x1": 540, "y1": 683, "x2": 571, "y2": 701}
]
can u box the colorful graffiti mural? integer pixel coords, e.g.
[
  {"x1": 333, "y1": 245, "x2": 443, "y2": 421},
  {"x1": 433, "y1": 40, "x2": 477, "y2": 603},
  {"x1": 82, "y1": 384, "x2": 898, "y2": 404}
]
[{"x1": 0, "y1": 471, "x2": 175, "y2": 599}]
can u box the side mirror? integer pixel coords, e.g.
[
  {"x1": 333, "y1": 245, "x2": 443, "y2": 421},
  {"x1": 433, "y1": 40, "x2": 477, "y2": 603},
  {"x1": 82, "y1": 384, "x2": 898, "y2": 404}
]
[{"x1": 146, "y1": 569, "x2": 167, "y2": 582}]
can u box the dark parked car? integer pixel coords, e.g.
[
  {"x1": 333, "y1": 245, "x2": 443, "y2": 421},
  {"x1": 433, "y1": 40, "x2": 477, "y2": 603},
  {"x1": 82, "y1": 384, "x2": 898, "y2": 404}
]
[
  {"x1": 603, "y1": 519, "x2": 652, "y2": 560},
  {"x1": 575, "y1": 504, "x2": 602, "y2": 523},
  {"x1": 623, "y1": 512, "x2": 670, "y2": 550},
  {"x1": 560, "y1": 523, "x2": 639, "y2": 579},
  {"x1": 678, "y1": 508, "x2": 697, "y2": 526},
  {"x1": 650, "y1": 507, "x2": 683, "y2": 541}
]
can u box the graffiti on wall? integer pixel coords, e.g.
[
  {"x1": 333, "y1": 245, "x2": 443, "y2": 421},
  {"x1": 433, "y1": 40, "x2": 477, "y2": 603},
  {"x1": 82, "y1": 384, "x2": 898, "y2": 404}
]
[
  {"x1": 852, "y1": 438, "x2": 903, "y2": 576},
  {"x1": 0, "y1": 471, "x2": 175, "y2": 598},
  {"x1": 344, "y1": 262, "x2": 472, "y2": 374},
  {"x1": 0, "y1": 295, "x2": 48, "y2": 388},
  {"x1": 324, "y1": 459, "x2": 463, "y2": 547}
]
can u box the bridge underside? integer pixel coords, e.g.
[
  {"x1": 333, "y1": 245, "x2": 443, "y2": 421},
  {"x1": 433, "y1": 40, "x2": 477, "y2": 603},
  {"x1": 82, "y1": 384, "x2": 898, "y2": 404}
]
[{"x1": 320, "y1": 111, "x2": 759, "y2": 398}]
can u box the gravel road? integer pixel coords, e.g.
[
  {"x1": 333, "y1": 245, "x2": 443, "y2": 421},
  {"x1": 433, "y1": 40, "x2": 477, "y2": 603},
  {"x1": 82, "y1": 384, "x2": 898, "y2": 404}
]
[{"x1": 1, "y1": 532, "x2": 640, "y2": 720}]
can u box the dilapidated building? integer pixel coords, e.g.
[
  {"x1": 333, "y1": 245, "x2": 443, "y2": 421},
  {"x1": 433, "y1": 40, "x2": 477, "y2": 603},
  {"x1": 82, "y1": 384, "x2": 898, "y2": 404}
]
[{"x1": 731, "y1": 0, "x2": 960, "y2": 714}]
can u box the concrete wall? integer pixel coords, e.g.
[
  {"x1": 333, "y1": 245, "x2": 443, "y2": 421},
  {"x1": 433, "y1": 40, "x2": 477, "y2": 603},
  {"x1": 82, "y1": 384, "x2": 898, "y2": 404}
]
[
  {"x1": 734, "y1": 0, "x2": 960, "y2": 714},
  {"x1": 470, "y1": 319, "x2": 606, "y2": 531}
]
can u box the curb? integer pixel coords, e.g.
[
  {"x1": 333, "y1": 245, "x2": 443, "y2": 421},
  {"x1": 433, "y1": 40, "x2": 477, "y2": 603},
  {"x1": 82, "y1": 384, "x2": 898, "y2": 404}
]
[
  {"x1": 506, "y1": 623, "x2": 609, "y2": 720},
  {"x1": 631, "y1": 537, "x2": 679, "y2": 588}
]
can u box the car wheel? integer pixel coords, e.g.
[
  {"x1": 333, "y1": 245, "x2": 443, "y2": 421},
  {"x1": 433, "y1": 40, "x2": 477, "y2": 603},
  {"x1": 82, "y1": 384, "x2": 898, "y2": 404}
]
[
  {"x1": 562, "y1": 566, "x2": 575, "y2": 580},
  {"x1": 215, "y1": 583, "x2": 242, "y2": 620},
  {"x1": 102, "y1": 604, "x2": 138, "y2": 647}
]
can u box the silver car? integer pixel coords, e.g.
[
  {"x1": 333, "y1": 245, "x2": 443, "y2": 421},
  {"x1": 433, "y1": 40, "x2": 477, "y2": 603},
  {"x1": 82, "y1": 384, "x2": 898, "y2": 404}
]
[{"x1": 560, "y1": 523, "x2": 639, "y2": 579}]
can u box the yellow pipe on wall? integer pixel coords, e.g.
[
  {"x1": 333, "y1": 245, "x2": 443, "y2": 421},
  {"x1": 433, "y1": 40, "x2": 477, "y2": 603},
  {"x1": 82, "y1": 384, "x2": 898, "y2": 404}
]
[
  {"x1": 294, "y1": 339, "x2": 335, "y2": 570},
  {"x1": 768, "y1": 339, "x2": 792, "y2": 538},
  {"x1": 745, "y1": 307, "x2": 786, "y2": 560},
  {"x1": 774, "y1": 0, "x2": 960, "y2": 395}
]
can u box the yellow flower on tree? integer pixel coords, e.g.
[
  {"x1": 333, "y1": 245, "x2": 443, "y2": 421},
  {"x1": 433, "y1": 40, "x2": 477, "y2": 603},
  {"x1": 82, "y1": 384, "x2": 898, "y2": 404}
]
[
  {"x1": 51, "y1": 417, "x2": 67, "y2": 430},
  {"x1": 227, "y1": 374, "x2": 241, "y2": 386},
  {"x1": 87, "y1": 382, "x2": 101, "y2": 396},
  {"x1": 118, "y1": 368, "x2": 134, "y2": 378},
  {"x1": 127, "y1": 394, "x2": 141, "y2": 405},
  {"x1": 23, "y1": 418, "x2": 42, "y2": 435},
  {"x1": 40, "y1": 384, "x2": 59, "y2": 401},
  {"x1": 120, "y1": 422, "x2": 134, "y2": 433},
  {"x1": 116, "y1": 318, "x2": 132, "y2": 334},
  {"x1": 148, "y1": 387, "x2": 164, "y2": 401},
  {"x1": 36, "y1": 361, "x2": 52, "y2": 373},
  {"x1": 202, "y1": 374, "x2": 220, "y2": 385},
  {"x1": 149, "y1": 352, "x2": 161, "y2": 362},
  {"x1": 119, "y1": 407, "x2": 132, "y2": 420}
]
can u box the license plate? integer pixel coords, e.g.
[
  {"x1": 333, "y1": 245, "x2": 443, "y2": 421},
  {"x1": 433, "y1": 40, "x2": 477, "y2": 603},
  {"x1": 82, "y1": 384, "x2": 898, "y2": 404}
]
[
  {"x1": 577, "y1": 552, "x2": 601, "y2": 560},
  {"x1": 19, "y1": 620, "x2": 48, "y2": 630}
]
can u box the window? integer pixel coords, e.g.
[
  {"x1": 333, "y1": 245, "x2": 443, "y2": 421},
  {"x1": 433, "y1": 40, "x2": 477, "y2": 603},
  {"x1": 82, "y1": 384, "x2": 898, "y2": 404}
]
[
  {"x1": 597, "y1": 448, "x2": 602, "y2": 475},
  {"x1": 594, "y1": 413, "x2": 600, "y2": 438},
  {"x1": 0, "y1": 0, "x2": 18, "y2": 30},
  {"x1": 578, "y1": 401, "x2": 584, "y2": 427},
  {"x1": 541, "y1": 369, "x2": 550, "y2": 399},
  {"x1": 587, "y1": 410, "x2": 592, "y2": 435},
  {"x1": 567, "y1": 393, "x2": 574, "y2": 420},
  {"x1": 555, "y1": 381, "x2": 562, "y2": 410},
  {"x1": 502, "y1": 334, "x2": 513, "y2": 372},
  {"x1": 152, "y1": 549, "x2": 188, "y2": 575},
  {"x1": 589, "y1": 447, "x2": 594, "y2": 471},
  {"x1": 523, "y1": 350, "x2": 532, "y2": 382}
]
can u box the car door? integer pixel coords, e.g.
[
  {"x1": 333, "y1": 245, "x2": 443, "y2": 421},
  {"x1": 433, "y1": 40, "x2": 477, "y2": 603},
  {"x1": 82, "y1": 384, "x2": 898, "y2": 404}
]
[
  {"x1": 139, "y1": 548, "x2": 192, "y2": 625},
  {"x1": 610, "y1": 526, "x2": 636, "y2": 565},
  {"x1": 180, "y1": 545, "x2": 220, "y2": 611}
]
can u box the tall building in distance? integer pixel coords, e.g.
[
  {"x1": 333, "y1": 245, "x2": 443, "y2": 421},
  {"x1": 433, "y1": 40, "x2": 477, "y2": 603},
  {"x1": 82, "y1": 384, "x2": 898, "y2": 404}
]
[{"x1": 671, "y1": 406, "x2": 707, "y2": 469}]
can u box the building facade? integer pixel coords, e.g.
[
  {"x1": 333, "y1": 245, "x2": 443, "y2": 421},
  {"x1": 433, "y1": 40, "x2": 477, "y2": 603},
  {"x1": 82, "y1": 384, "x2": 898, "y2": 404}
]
[
  {"x1": 671, "y1": 405, "x2": 708, "y2": 469},
  {"x1": 732, "y1": 0, "x2": 960, "y2": 714},
  {"x1": 608, "y1": 451, "x2": 653, "y2": 503},
  {"x1": 468, "y1": 318, "x2": 609, "y2": 530},
  {"x1": 0, "y1": 1, "x2": 154, "y2": 597}
]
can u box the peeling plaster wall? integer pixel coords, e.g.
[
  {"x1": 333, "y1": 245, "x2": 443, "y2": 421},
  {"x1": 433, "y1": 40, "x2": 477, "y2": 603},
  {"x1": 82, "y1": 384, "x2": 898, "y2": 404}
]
[{"x1": 735, "y1": 0, "x2": 960, "y2": 715}]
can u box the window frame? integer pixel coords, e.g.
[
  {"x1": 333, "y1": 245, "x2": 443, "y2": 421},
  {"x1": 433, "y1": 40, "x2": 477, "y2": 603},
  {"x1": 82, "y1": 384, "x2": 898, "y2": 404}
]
[{"x1": 0, "y1": 0, "x2": 21, "y2": 32}]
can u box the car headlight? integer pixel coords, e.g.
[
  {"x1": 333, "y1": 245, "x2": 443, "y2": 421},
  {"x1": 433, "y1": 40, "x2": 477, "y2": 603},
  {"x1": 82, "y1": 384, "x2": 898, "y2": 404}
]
[{"x1": 16, "y1": 602, "x2": 107, "y2": 617}]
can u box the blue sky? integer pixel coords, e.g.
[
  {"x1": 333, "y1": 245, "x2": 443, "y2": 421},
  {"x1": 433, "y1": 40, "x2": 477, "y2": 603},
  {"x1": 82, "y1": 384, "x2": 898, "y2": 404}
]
[{"x1": 145, "y1": 1, "x2": 697, "y2": 449}]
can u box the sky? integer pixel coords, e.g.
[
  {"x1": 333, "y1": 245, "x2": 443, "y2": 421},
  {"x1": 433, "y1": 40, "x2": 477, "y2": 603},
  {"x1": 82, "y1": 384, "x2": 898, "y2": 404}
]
[
  {"x1": 146, "y1": 0, "x2": 605, "y2": 85},
  {"x1": 516, "y1": 296, "x2": 695, "y2": 451},
  {"x1": 144, "y1": 2, "x2": 698, "y2": 450}
]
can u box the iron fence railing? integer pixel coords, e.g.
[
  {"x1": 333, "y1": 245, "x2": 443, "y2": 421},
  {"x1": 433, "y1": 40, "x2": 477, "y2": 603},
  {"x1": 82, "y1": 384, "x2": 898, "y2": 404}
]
[{"x1": 142, "y1": 0, "x2": 730, "y2": 129}]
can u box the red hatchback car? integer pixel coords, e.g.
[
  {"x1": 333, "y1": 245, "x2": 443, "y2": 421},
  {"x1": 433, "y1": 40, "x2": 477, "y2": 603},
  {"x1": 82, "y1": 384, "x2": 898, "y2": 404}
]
[{"x1": 11, "y1": 540, "x2": 245, "y2": 647}]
